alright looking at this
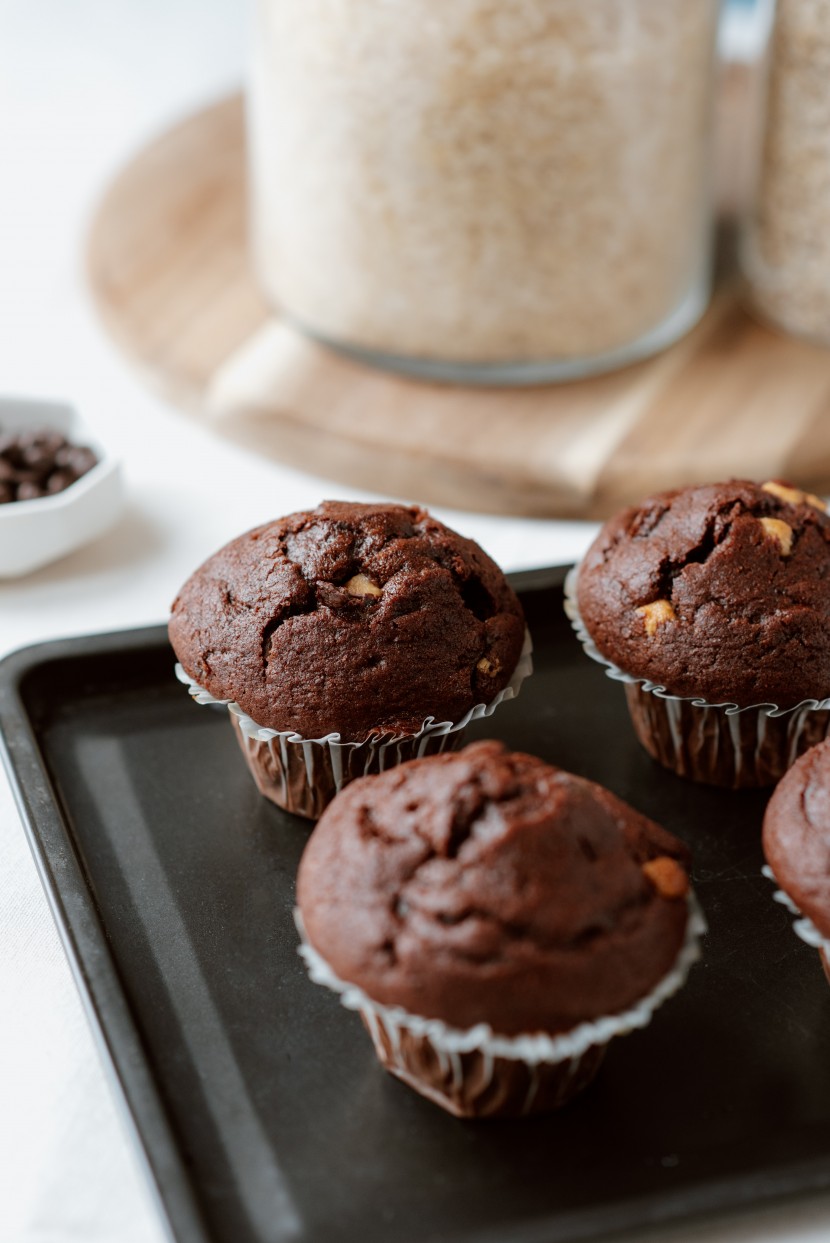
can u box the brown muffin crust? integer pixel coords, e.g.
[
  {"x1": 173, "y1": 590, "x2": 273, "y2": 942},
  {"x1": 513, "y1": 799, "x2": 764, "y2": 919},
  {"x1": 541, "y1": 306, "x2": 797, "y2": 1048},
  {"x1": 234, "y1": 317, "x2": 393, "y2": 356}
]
[
  {"x1": 296, "y1": 741, "x2": 692, "y2": 1035},
  {"x1": 169, "y1": 501, "x2": 525, "y2": 740},
  {"x1": 763, "y1": 738, "x2": 830, "y2": 940},
  {"x1": 577, "y1": 479, "x2": 830, "y2": 708}
]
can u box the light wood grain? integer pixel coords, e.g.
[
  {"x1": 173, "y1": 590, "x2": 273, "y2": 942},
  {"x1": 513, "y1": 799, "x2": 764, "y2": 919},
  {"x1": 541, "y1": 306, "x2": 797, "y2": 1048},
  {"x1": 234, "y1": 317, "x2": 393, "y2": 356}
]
[{"x1": 86, "y1": 93, "x2": 830, "y2": 518}]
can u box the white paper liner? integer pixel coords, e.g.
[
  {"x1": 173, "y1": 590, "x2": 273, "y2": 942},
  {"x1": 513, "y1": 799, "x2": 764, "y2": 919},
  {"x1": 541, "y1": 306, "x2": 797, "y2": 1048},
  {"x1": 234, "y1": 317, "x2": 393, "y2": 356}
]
[
  {"x1": 762, "y1": 865, "x2": 830, "y2": 954},
  {"x1": 175, "y1": 628, "x2": 532, "y2": 789},
  {"x1": 294, "y1": 894, "x2": 706, "y2": 1066},
  {"x1": 563, "y1": 565, "x2": 830, "y2": 720}
]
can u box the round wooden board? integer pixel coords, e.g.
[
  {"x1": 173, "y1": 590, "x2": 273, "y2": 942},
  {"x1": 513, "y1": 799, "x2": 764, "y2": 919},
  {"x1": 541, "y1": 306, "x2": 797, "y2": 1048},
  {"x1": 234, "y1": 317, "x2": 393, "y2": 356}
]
[{"x1": 87, "y1": 93, "x2": 830, "y2": 518}]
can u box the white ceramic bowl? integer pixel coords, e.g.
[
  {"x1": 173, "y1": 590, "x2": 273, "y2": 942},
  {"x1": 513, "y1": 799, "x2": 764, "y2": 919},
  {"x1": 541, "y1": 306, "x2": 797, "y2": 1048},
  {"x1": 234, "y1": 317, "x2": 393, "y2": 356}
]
[{"x1": 0, "y1": 397, "x2": 124, "y2": 577}]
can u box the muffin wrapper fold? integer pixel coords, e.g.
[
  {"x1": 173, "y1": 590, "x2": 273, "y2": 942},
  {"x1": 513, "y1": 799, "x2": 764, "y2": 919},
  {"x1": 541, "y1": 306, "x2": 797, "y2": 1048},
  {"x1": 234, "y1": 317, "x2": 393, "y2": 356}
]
[
  {"x1": 175, "y1": 630, "x2": 533, "y2": 820},
  {"x1": 564, "y1": 567, "x2": 830, "y2": 789},
  {"x1": 294, "y1": 897, "x2": 706, "y2": 1119},
  {"x1": 762, "y1": 865, "x2": 830, "y2": 983}
]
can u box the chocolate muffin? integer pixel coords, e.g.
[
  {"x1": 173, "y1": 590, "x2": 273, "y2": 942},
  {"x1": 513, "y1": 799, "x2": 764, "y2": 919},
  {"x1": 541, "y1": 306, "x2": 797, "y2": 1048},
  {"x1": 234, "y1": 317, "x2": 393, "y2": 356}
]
[
  {"x1": 296, "y1": 741, "x2": 700, "y2": 1117},
  {"x1": 764, "y1": 739, "x2": 830, "y2": 977},
  {"x1": 572, "y1": 479, "x2": 830, "y2": 787},
  {"x1": 170, "y1": 502, "x2": 529, "y2": 817}
]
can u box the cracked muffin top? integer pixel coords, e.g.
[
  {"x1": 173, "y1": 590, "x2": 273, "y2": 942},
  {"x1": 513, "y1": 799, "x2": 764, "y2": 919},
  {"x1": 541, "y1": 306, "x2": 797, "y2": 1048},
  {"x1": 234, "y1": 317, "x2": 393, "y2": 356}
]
[
  {"x1": 296, "y1": 741, "x2": 692, "y2": 1035},
  {"x1": 764, "y1": 738, "x2": 830, "y2": 940},
  {"x1": 576, "y1": 479, "x2": 830, "y2": 708},
  {"x1": 169, "y1": 501, "x2": 526, "y2": 739}
]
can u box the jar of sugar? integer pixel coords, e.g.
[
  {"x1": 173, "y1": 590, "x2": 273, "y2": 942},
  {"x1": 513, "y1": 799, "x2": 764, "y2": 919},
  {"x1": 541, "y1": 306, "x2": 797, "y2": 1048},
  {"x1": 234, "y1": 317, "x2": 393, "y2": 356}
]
[
  {"x1": 742, "y1": 0, "x2": 830, "y2": 345},
  {"x1": 248, "y1": 0, "x2": 720, "y2": 383}
]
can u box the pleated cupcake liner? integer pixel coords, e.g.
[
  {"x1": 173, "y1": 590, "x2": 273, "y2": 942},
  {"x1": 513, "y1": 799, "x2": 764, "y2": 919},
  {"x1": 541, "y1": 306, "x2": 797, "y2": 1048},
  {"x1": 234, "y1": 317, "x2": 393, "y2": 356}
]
[
  {"x1": 762, "y1": 865, "x2": 830, "y2": 980},
  {"x1": 563, "y1": 565, "x2": 830, "y2": 789},
  {"x1": 294, "y1": 895, "x2": 706, "y2": 1119},
  {"x1": 175, "y1": 629, "x2": 533, "y2": 819}
]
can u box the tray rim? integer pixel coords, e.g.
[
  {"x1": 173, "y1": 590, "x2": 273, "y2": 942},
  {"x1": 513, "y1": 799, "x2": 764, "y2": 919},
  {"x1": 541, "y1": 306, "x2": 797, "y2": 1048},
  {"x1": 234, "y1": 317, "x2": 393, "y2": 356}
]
[
  {"x1": 3, "y1": 590, "x2": 830, "y2": 1243},
  {"x1": 0, "y1": 621, "x2": 209, "y2": 1243}
]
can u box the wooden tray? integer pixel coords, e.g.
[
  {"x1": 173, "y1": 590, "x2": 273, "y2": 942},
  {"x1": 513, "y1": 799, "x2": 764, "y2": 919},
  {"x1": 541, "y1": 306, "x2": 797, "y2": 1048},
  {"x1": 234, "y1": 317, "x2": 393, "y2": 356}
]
[{"x1": 86, "y1": 94, "x2": 830, "y2": 519}]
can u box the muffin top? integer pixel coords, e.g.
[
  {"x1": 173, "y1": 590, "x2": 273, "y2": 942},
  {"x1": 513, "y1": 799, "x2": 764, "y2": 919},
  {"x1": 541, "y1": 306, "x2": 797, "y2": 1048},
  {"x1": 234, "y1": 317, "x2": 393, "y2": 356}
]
[
  {"x1": 577, "y1": 479, "x2": 830, "y2": 707},
  {"x1": 764, "y1": 739, "x2": 830, "y2": 940},
  {"x1": 296, "y1": 741, "x2": 692, "y2": 1036},
  {"x1": 169, "y1": 501, "x2": 525, "y2": 739}
]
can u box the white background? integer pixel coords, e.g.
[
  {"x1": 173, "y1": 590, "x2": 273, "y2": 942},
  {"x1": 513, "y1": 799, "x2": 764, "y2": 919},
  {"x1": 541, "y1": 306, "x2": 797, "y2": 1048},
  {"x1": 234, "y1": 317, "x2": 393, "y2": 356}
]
[{"x1": 1, "y1": 1, "x2": 829, "y2": 1240}]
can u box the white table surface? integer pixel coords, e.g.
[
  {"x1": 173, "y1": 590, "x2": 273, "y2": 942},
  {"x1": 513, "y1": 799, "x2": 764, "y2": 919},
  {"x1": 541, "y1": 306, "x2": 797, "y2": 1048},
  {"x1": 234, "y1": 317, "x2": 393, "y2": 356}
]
[{"x1": 2, "y1": 2, "x2": 830, "y2": 1241}]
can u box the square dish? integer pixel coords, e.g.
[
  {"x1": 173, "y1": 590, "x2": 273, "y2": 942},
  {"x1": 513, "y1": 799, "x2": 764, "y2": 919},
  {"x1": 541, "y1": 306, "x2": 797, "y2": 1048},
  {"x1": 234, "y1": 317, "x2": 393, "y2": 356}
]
[
  {"x1": 0, "y1": 395, "x2": 124, "y2": 577},
  {"x1": 2, "y1": 572, "x2": 830, "y2": 1243}
]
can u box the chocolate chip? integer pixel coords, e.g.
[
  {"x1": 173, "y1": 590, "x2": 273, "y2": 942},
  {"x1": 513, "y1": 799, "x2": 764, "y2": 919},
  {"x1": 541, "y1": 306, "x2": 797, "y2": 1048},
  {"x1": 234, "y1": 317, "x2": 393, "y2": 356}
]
[
  {"x1": 0, "y1": 482, "x2": 13, "y2": 504},
  {"x1": 20, "y1": 446, "x2": 54, "y2": 475},
  {"x1": 45, "y1": 470, "x2": 77, "y2": 495},
  {"x1": 16, "y1": 428, "x2": 64, "y2": 453},
  {"x1": 55, "y1": 445, "x2": 97, "y2": 476},
  {"x1": 16, "y1": 481, "x2": 45, "y2": 501}
]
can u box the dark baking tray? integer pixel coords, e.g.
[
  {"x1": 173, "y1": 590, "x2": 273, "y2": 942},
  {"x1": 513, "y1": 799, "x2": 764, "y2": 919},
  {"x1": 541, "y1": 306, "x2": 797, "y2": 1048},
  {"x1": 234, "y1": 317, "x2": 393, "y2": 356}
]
[{"x1": 3, "y1": 568, "x2": 830, "y2": 1243}]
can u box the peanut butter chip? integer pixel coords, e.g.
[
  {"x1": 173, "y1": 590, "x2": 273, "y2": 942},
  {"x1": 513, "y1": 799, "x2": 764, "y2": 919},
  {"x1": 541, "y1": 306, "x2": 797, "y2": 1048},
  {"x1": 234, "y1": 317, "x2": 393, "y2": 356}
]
[
  {"x1": 759, "y1": 516, "x2": 794, "y2": 556},
  {"x1": 761, "y1": 480, "x2": 827, "y2": 512},
  {"x1": 344, "y1": 573, "x2": 382, "y2": 598},
  {"x1": 635, "y1": 599, "x2": 676, "y2": 637},
  {"x1": 642, "y1": 856, "x2": 688, "y2": 900},
  {"x1": 476, "y1": 656, "x2": 501, "y2": 677}
]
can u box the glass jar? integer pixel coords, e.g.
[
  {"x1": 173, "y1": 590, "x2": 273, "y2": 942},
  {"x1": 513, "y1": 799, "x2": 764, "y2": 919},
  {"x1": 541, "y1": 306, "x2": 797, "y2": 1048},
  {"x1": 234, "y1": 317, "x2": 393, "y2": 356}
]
[
  {"x1": 742, "y1": 0, "x2": 830, "y2": 345},
  {"x1": 249, "y1": 0, "x2": 720, "y2": 384}
]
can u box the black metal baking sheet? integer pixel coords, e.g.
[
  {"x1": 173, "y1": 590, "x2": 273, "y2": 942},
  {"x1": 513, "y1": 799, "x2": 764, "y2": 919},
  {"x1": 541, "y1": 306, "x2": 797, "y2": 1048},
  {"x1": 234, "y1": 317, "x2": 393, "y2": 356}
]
[{"x1": 3, "y1": 569, "x2": 830, "y2": 1243}]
